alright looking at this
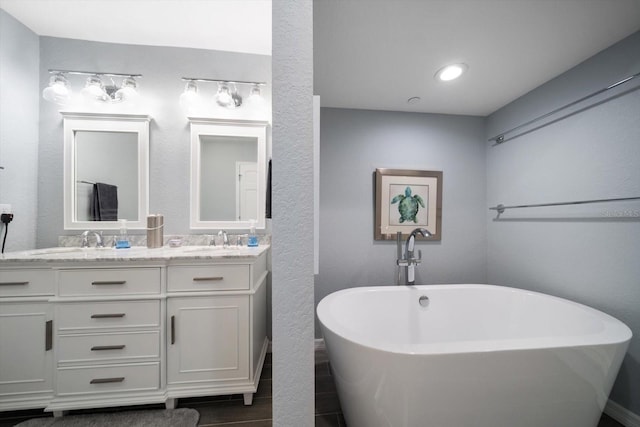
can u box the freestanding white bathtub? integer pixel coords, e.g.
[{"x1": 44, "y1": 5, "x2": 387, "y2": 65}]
[{"x1": 317, "y1": 284, "x2": 632, "y2": 427}]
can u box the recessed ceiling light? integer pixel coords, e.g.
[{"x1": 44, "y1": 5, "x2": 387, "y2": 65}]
[{"x1": 435, "y1": 63, "x2": 468, "y2": 82}]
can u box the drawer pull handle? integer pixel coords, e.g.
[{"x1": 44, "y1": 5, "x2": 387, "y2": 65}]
[
  {"x1": 91, "y1": 345, "x2": 126, "y2": 351},
  {"x1": 193, "y1": 277, "x2": 224, "y2": 282},
  {"x1": 90, "y1": 377, "x2": 125, "y2": 384},
  {"x1": 91, "y1": 313, "x2": 126, "y2": 319},
  {"x1": 0, "y1": 281, "x2": 29, "y2": 286},
  {"x1": 91, "y1": 280, "x2": 127, "y2": 285}
]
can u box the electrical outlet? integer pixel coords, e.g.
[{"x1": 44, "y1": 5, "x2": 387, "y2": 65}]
[{"x1": 0, "y1": 204, "x2": 12, "y2": 214}]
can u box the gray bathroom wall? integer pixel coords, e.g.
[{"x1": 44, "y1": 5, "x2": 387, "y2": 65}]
[
  {"x1": 0, "y1": 9, "x2": 39, "y2": 251},
  {"x1": 37, "y1": 36, "x2": 271, "y2": 248},
  {"x1": 486, "y1": 31, "x2": 640, "y2": 416},
  {"x1": 315, "y1": 108, "x2": 487, "y2": 336}
]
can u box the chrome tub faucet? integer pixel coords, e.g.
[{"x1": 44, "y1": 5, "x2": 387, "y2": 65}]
[{"x1": 397, "y1": 228, "x2": 431, "y2": 285}]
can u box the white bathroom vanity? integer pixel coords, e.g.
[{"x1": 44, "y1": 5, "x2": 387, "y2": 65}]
[{"x1": 0, "y1": 245, "x2": 269, "y2": 415}]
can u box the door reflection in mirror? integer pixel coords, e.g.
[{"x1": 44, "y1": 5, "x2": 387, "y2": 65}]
[{"x1": 199, "y1": 135, "x2": 258, "y2": 221}]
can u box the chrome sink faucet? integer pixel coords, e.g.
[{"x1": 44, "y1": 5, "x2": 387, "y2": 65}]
[
  {"x1": 397, "y1": 228, "x2": 431, "y2": 285},
  {"x1": 81, "y1": 230, "x2": 104, "y2": 248},
  {"x1": 218, "y1": 230, "x2": 229, "y2": 248}
]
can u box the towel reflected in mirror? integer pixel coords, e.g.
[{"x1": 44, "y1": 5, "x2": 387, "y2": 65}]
[{"x1": 91, "y1": 182, "x2": 118, "y2": 221}]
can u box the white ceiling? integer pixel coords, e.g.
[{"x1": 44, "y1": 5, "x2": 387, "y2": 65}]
[
  {"x1": 2, "y1": 0, "x2": 639, "y2": 116},
  {"x1": 0, "y1": 0, "x2": 272, "y2": 55},
  {"x1": 314, "y1": 0, "x2": 640, "y2": 116}
]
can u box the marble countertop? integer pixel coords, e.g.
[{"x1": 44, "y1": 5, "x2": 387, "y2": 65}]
[{"x1": 0, "y1": 244, "x2": 270, "y2": 263}]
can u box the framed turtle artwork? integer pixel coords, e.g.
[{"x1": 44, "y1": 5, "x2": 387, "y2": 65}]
[{"x1": 374, "y1": 168, "x2": 442, "y2": 241}]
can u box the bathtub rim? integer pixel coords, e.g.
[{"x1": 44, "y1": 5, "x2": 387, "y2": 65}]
[{"x1": 317, "y1": 283, "x2": 633, "y2": 356}]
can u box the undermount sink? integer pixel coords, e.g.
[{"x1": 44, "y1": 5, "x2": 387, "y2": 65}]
[
  {"x1": 182, "y1": 246, "x2": 243, "y2": 255},
  {"x1": 27, "y1": 247, "x2": 84, "y2": 256},
  {"x1": 27, "y1": 247, "x2": 116, "y2": 257},
  {"x1": 181, "y1": 246, "x2": 242, "y2": 254}
]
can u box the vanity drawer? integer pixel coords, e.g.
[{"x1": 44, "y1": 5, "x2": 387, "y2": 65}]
[
  {"x1": 58, "y1": 268, "x2": 160, "y2": 296},
  {"x1": 56, "y1": 300, "x2": 160, "y2": 331},
  {"x1": 57, "y1": 363, "x2": 159, "y2": 395},
  {"x1": 0, "y1": 269, "x2": 54, "y2": 297},
  {"x1": 58, "y1": 331, "x2": 160, "y2": 364},
  {"x1": 168, "y1": 265, "x2": 249, "y2": 291}
]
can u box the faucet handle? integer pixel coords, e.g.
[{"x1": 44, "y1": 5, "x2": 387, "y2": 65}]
[
  {"x1": 81, "y1": 232, "x2": 90, "y2": 248},
  {"x1": 415, "y1": 249, "x2": 422, "y2": 264},
  {"x1": 237, "y1": 234, "x2": 249, "y2": 247}
]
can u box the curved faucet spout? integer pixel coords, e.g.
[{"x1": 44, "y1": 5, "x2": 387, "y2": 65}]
[
  {"x1": 405, "y1": 228, "x2": 430, "y2": 258},
  {"x1": 218, "y1": 230, "x2": 229, "y2": 248},
  {"x1": 403, "y1": 228, "x2": 431, "y2": 286}
]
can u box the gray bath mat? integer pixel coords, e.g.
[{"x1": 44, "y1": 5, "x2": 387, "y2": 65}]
[{"x1": 15, "y1": 408, "x2": 199, "y2": 427}]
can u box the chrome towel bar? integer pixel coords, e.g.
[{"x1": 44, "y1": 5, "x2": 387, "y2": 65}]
[
  {"x1": 489, "y1": 71, "x2": 640, "y2": 145},
  {"x1": 490, "y1": 196, "x2": 640, "y2": 215}
]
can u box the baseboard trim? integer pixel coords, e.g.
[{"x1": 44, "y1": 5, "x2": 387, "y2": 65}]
[
  {"x1": 267, "y1": 339, "x2": 324, "y2": 354},
  {"x1": 606, "y1": 400, "x2": 640, "y2": 427}
]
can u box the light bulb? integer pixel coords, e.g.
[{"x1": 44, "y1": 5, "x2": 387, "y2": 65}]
[
  {"x1": 215, "y1": 82, "x2": 233, "y2": 107},
  {"x1": 82, "y1": 75, "x2": 109, "y2": 102},
  {"x1": 435, "y1": 63, "x2": 468, "y2": 82},
  {"x1": 179, "y1": 80, "x2": 200, "y2": 112},
  {"x1": 42, "y1": 73, "x2": 71, "y2": 105},
  {"x1": 114, "y1": 77, "x2": 139, "y2": 104},
  {"x1": 249, "y1": 84, "x2": 261, "y2": 100},
  {"x1": 245, "y1": 84, "x2": 266, "y2": 113}
]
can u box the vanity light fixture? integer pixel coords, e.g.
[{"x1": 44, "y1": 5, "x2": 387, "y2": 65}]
[
  {"x1": 180, "y1": 77, "x2": 266, "y2": 111},
  {"x1": 42, "y1": 70, "x2": 142, "y2": 105},
  {"x1": 435, "y1": 63, "x2": 468, "y2": 82}
]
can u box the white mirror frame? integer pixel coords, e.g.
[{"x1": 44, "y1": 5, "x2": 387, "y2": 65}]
[
  {"x1": 62, "y1": 112, "x2": 150, "y2": 230},
  {"x1": 189, "y1": 117, "x2": 268, "y2": 230}
]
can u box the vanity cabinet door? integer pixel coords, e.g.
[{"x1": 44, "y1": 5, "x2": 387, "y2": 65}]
[
  {"x1": 167, "y1": 296, "x2": 249, "y2": 384},
  {"x1": 0, "y1": 302, "x2": 53, "y2": 397}
]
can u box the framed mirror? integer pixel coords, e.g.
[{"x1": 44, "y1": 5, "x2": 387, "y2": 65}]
[
  {"x1": 62, "y1": 112, "x2": 150, "y2": 230},
  {"x1": 189, "y1": 118, "x2": 268, "y2": 230}
]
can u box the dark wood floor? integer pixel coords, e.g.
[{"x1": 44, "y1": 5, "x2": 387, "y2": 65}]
[{"x1": 0, "y1": 348, "x2": 626, "y2": 426}]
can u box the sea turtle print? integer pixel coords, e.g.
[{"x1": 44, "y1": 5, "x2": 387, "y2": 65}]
[{"x1": 391, "y1": 186, "x2": 425, "y2": 223}]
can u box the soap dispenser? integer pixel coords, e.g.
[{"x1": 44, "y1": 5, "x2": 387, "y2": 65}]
[
  {"x1": 116, "y1": 219, "x2": 131, "y2": 249},
  {"x1": 247, "y1": 219, "x2": 259, "y2": 247}
]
